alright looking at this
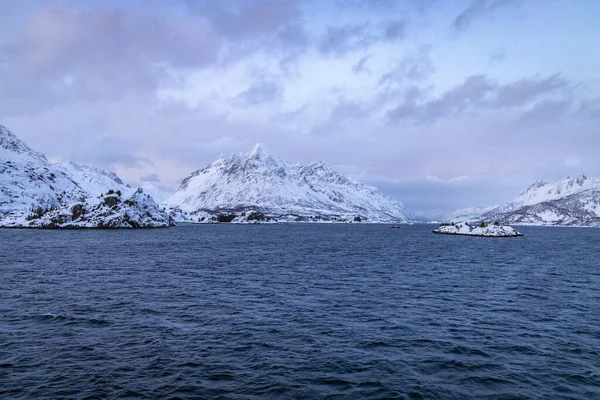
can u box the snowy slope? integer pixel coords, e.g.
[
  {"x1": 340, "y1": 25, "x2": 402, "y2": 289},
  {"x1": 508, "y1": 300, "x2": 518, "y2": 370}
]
[
  {"x1": 444, "y1": 205, "x2": 497, "y2": 223},
  {"x1": 445, "y1": 175, "x2": 600, "y2": 227},
  {"x1": 1, "y1": 125, "x2": 86, "y2": 214},
  {"x1": 491, "y1": 175, "x2": 600, "y2": 215},
  {"x1": 484, "y1": 186, "x2": 600, "y2": 227},
  {"x1": 0, "y1": 124, "x2": 173, "y2": 228},
  {"x1": 164, "y1": 144, "x2": 417, "y2": 223},
  {"x1": 57, "y1": 160, "x2": 133, "y2": 197}
]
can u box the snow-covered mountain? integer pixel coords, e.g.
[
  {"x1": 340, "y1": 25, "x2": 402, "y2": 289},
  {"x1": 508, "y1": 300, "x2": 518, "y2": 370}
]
[
  {"x1": 444, "y1": 205, "x2": 498, "y2": 223},
  {"x1": 57, "y1": 160, "x2": 131, "y2": 197},
  {"x1": 1, "y1": 125, "x2": 85, "y2": 215},
  {"x1": 140, "y1": 183, "x2": 173, "y2": 203},
  {"x1": 445, "y1": 175, "x2": 600, "y2": 227},
  {"x1": 163, "y1": 144, "x2": 417, "y2": 223},
  {"x1": 482, "y1": 175, "x2": 600, "y2": 226},
  {"x1": 0, "y1": 124, "x2": 173, "y2": 228}
]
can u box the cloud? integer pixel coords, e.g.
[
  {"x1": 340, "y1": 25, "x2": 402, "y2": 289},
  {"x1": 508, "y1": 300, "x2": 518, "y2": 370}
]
[
  {"x1": 578, "y1": 98, "x2": 600, "y2": 119},
  {"x1": 318, "y1": 18, "x2": 408, "y2": 56},
  {"x1": 387, "y1": 75, "x2": 494, "y2": 122},
  {"x1": 493, "y1": 74, "x2": 568, "y2": 108},
  {"x1": 0, "y1": 4, "x2": 221, "y2": 116},
  {"x1": 140, "y1": 173, "x2": 162, "y2": 183},
  {"x1": 329, "y1": 100, "x2": 369, "y2": 122},
  {"x1": 379, "y1": 46, "x2": 435, "y2": 85},
  {"x1": 489, "y1": 49, "x2": 506, "y2": 64},
  {"x1": 518, "y1": 99, "x2": 572, "y2": 125},
  {"x1": 185, "y1": 0, "x2": 301, "y2": 40},
  {"x1": 352, "y1": 55, "x2": 371, "y2": 74},
  {"x1": 383, "y1": 20, "x2": 406, "y2": 41},
  {"x1": 366, "y1": 175, "x2": 522, "y2": 219},
  {"x1": 233, "y1": 79, "x2": 283, "y2": 105},
  {"x1": 452, "y1": 0, "x2": 523, "y2": 31},
  {"x1": 318, "y1": 24, "x2": 371, "y2": 55},
  {"x1": 183, "y1": 0, "x2": 308, "y2": 64},
  {"x1": 387, "y1": 74, "x2": 572, "y2": 124}
]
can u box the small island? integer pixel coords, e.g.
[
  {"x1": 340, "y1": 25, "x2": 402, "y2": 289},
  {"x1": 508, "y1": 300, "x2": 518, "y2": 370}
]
[{"x1": 432, "y1": 221, "x2": 523, "y2": 237}]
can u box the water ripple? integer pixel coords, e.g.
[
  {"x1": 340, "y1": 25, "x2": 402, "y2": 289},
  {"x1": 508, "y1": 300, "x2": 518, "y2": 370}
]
[{"x1": 1, "y1": 224, "x2": 599, "y2": 399}]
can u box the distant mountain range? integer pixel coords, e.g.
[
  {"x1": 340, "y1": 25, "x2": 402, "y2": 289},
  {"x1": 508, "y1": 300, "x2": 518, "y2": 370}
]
[
  {"x1": 1, "y1": 125, "x2": 417, "y2": 226},
  {"x1": 446, "y1": 175, "x2": 600, "y2": 227},
  {"x1": 0, "y1": 125, "x2": 173, "y2": 228},
  {"x1": 7, "y1": 123, "x2": 596, "y2": 228},
  {"x1": 163, "y1": 144, "x2": 418, "y2": 223}
]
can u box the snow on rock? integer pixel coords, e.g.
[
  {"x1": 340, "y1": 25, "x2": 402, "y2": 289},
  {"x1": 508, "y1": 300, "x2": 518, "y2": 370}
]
[
  {"x1": 1, "y1": 125, "x2": 86, "y2": 215},
  {"x1": 0, "y1": 124, "x2": 173, "y2": 228},
  {"x1": 444, "y1": 175, "x2": 600, "y2": 227},
  {"x1": 1, "y1": 189, "x2": 174, "y2": 228},
  {"x1": 163, "y1": 143, "x2": 418, "y2": 223},
  {"x1": 433, "y1": 222, "x2": 523, "y2": 237},
  {"x1": 483, "y1": 175, "x2": 600, "y2": 227},
  {"x1": 57, "y1": 160, "x2": 134, "y2": 197}
]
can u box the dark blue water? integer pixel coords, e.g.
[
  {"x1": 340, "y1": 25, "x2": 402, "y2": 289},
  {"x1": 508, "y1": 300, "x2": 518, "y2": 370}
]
[{"x1": 1, "y1": 224, "x2": 599, "y2": 399}]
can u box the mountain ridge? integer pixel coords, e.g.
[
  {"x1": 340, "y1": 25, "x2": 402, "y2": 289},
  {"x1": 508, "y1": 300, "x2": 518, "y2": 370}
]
[
  {"x1": 446, "y1": 175, "x2": 600, "y2": 227},
  {"x1": 163, "y1": 143, "x2": 418, "y2": 223}
]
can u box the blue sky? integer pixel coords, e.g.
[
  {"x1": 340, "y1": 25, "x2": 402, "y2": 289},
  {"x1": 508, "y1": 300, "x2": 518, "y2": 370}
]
[{"x1": 1, "y1": 0, "x2": 599, "y2": 217}]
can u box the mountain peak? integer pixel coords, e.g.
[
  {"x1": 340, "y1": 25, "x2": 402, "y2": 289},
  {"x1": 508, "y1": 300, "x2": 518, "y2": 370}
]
[
  {"x1": 0, "y1": 124, "x2": 47, "y2": 161},
  {"x1": 164, "y1": 144, "x2": 417, "y2": 223},
  {"x1": 249, "y1": 143, "x2": 270, "y2": 159}
]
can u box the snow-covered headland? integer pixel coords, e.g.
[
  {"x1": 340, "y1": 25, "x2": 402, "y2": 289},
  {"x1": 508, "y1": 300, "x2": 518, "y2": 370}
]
[
  {"x1": 0, "y1": 125, "x2": 174, "y2": 228},
  {"x1": 432, "y1": 222, "x2": 523, "y2": 237}
]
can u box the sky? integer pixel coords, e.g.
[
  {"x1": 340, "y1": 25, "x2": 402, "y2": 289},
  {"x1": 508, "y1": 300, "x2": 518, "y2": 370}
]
[{"x1": 1, "y1": 0, "x2": 599, "y2": 218}]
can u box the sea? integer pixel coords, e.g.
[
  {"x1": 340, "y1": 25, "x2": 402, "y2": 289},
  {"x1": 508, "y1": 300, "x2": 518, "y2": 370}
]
[{"x1": 1, "y1": 224, "x2": 599, "y2": 399}]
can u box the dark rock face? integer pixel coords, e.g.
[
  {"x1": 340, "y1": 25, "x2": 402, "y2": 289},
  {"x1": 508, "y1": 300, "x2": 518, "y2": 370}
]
[
  {"x1": 217, "y1": 214, "x2": 236, "y2": 223},
  {"x1": 247, "y1": 211, "x2": 266, "y2": 221},
  {"x1": 104, "y1": 196, "x2": 119, "y2": 208},
  {"x1": 71, "y1": 204, "x2": 84, "y2": 220}
]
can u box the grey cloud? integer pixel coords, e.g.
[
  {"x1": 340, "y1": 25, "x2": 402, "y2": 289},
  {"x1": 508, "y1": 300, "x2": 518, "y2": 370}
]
[
  {"x1": 489, "y1": 49, "x2": 506, "y2": 64},
  {"x1": 379, "y1": 46, "x2": 435, "y2": 85},
  {"x1": 140, "y1": 173, "x2": 162, "y2": 183},
  {"x1": 339, "y1": 0, "x2": 438, "y2": 14},
  {"x1": 518, "y1": 99, "x2": 572, "y2": 125},
  {"x1": 329, "y1": 100, "x2": 369, "y2": 122},
  {"x1": 383, "y1": 20, "x2": 406, "y2": 41},
  {"x1": 578, "y1": 98, "x2": 600, "y2": 119},
  {"x1": 387, "y1": 74, "x2": 572, "y2": 124},
  {"x1": 368, "y1": 176, "x2": 516, "y2": 219},
  {"x1": 493, "y1": 74, "x2": 568, "y2": 107},
  {"x1": 352, "y1": 55, "x2": 371, "y2": 74},
  {"x1": 234, "y1": 80, "x2": 284, "y2": 106},
  {"x1": 184, "y1": 0, "x2": 308, "y2": 64},
  {"x1": 318, "y1": 19, "x2": 407, "y2": 56},
  {"x1": 0, "y1": 4, "x2": 221, "y2": 116},
  {"x1": 185, "y1": 0, "x2": 301, "y2": 39},
  {"x1": 452, "y1": 0, "x2": 523, "y2": 31},
  {"x1": 79, "y1": 137, "x2": 155, "y2": 170},
  {"x1": 388, "y1": 75, "x2": 494, "y2": 122},
  {"x1": 318, "y1": 24, "x2": 371, "y2": 55}
]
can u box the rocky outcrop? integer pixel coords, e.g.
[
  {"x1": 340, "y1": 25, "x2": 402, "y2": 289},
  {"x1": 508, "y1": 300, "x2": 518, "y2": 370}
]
[
  {"x1": 432, "y1": 222, "x2": 523, "y2": 237},
  {"x1": 0, "y1": 124, "x2": 174, "y2": 228}
]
